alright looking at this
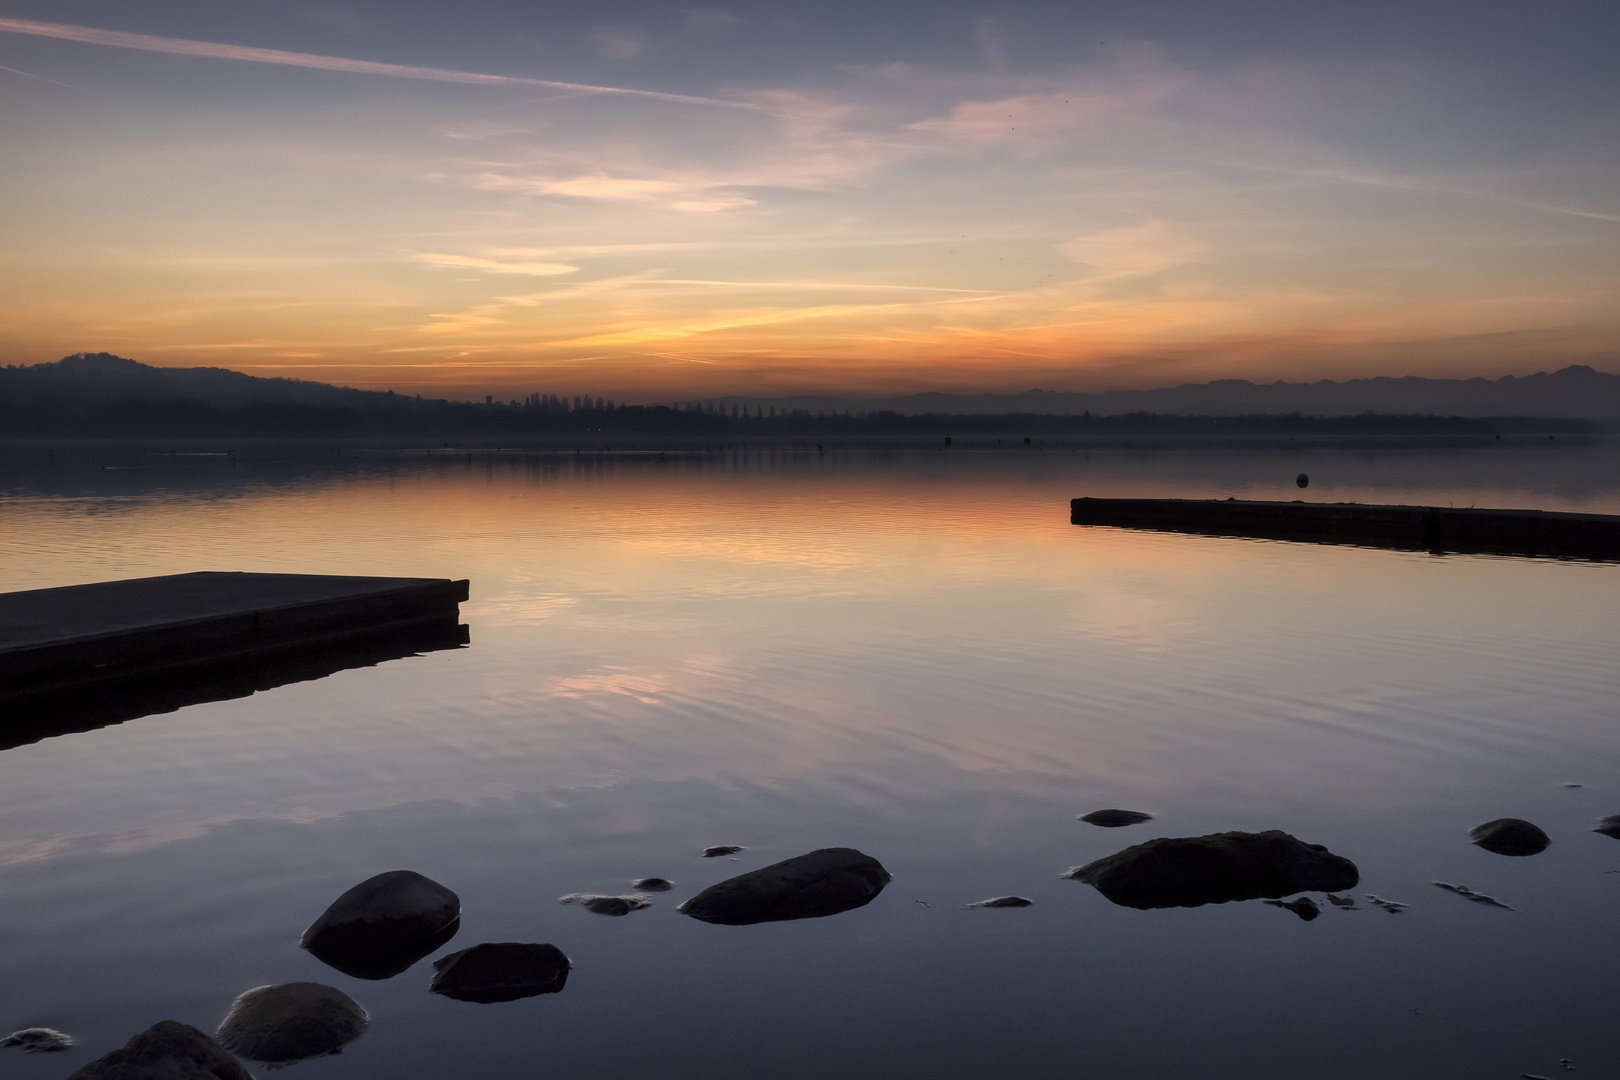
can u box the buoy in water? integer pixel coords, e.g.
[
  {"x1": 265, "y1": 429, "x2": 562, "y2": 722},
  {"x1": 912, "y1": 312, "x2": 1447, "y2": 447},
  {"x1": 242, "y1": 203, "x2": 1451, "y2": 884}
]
[{"x1": 1296, "y1": 473, "x2": 1309, "y2": 488}]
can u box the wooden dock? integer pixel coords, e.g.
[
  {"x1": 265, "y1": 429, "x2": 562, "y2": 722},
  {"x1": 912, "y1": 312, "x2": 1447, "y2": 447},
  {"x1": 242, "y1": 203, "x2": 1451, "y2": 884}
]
[
  {"x1": 0, "y1": 572, "x2": 468, "y2": 742},
  {"x1": 1070, "y1": 498, "x2": 1620, "y2": 559}
]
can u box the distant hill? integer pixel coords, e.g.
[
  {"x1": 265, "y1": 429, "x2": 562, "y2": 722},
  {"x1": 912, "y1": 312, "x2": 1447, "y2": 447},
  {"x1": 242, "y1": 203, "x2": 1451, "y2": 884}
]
[
  {"x1": 0, "y1": 352, "x2": 399, "y2": 408},
  {"x1": 696, "y1": 365, "x2": 1620, "y2": 421},
  {"x1": 0, "y1": 353, "x2": 1606, "y2": 437}
]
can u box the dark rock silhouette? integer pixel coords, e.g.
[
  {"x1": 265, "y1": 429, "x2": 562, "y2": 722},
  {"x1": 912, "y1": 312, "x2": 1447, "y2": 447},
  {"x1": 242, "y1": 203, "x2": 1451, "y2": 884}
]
[
  {"x1": 1, "y1": 1027, "x2": 72, "y2": 1052},
  {"x1": 702, "y1": 845, "x2": 744, "y2": 857},
  {"x1": 67, "y1": 1020, "x2": 250, "y2": 1080},
  {"x1": 1433, "y1": 881, "x2": 1514, "y2": 910},
  {"x1": 679, "y1": 847, "x2": 891, "y2": 925},
  {"x1": 429, "y1": 943, "x2": 571, "y2": 1003},
  {"x1": 215, "y1": 983, "x2": 367, "y2": 1063},
  {"x1": 1265, "y1": 897, "x2": 1320, "y2": 920},
  {"x1": 971, "y1": 896, "x2": 1033, "y2": 908},
  {"x1": 1366, "y1": 893, "x2": 1407, "y2": 913},
  {"x1": 1065, "y1": 830, "x2": 1359, "y2": 909},
  {"x1": 1079, "y1": 809, "x2": 1152, "y2": 827},
  {"x1": 632, "y1": 877, "x2": 675, "y2": 891},
  {"x1": 301, "y1": 870, "x2": 460, "y2": 979},
  {"x1": 1470, "y1": 818, "x2": 1551, "y2": 856},
  {"x1": 558, "y1": 893, "x2": 652, "y2": 916},
  {"x1": 1593, "y1": 815, "x2": 1620, "y2": 839}
]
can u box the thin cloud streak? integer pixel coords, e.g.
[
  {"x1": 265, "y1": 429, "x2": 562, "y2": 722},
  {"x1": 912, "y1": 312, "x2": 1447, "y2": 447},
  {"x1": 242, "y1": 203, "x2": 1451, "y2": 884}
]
[{"x1": 0, "y1": 17, "x2": 762, "y2": 110}]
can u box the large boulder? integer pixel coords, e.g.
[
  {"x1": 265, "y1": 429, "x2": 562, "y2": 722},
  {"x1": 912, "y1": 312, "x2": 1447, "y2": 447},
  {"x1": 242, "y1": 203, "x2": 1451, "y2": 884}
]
[
  {"x1": 301, "y1": 870, "x2": 460, "y2": 979},
  {"x1": 1065, "y1": 830, "x2": 1359, "y2": 909},
  {"x1": 429, "y1": 943, "x2": 571, "y2": 1003},
  {"x1": 1596, "y1": 815, "x2": 1620, "y2": 840},
  {"x1": 215, "y1": 983, "x2": 367, "y2": 1063},
  {"x1": 1470, "y1": 818, "x2": 1550, "y2": 856},
  {"x1": 679, "y1": 847, "x2": 890, "y2": 925},
  {"x1": 67, "y1": 1020, "x2": 250, "y2": 1080}
]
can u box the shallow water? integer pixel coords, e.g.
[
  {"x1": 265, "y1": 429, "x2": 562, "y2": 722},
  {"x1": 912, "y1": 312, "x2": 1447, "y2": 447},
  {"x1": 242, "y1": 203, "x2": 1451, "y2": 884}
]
[{"x1": 2, "y1": 439, "x2": 1619, "y2": 1079}]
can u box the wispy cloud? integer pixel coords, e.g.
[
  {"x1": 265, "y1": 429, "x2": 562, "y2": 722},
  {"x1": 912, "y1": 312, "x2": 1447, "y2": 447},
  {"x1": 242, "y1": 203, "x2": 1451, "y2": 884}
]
[
  {"x1": 0, "y1": 17, "x2": 760, "y2": 110},
  {"x1": 413, "y1": 253, "x2": 579, "y2": 276}
]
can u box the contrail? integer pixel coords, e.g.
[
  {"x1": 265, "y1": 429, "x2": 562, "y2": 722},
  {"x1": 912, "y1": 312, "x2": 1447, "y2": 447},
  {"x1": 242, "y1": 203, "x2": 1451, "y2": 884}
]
[
  {"x1": 0, "y1": 60, "x2": 93, "y2": 92},
  {"x1": 0, "y1": 17, "x2": 761, "y2": 110}
]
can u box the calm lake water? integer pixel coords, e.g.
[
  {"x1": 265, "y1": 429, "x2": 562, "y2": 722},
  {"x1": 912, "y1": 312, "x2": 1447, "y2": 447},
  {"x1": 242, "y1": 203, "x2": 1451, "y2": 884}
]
[{"x1": 2, "y1": 438, "x2": 1619, "y2": 1079}]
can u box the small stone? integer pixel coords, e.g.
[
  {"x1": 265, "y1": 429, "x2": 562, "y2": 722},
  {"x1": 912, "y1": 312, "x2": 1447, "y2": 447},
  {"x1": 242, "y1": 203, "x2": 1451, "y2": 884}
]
[
  {"x1": 1325, "y1": 894, "x2": 1357, "y2": 909},
  {"x1": 559, "y1": 893, "x2": 652, "y2": 916},
  {"x1": 1264, "y1": 896, "x2": 1320, "y2": 920},
  {"x1": 1366, "y1": 893, "x2": 1407, "y2": 913},
  {"x1": 1470, "y1": 818, "x2": 1551, "y2": 856},
  {"x1": 702, "y1": 845, "x2": 744, "y2": 857},
  {"x1": 971, "y1": 896, "x2": 1033, "y2": 908},
  {"x1": 1079, "y1": 809, "x2": 1152, "y2": 828},
  {"x1": 430, "y1": 942, "x2": 571, "y2": 1003},
  {"x1": 680, "y1": 847, "x2": 891, "y2": 925},
  {"x1": 301, "y1": 870, "x2": 460, "y2": 979},
  {"x1": 632, "y1": 877, "x2": 675, "y2": 891},
  {"x1": 1065, "y1": 830, "x2": 1359, "y2": 910},
  {"x1": 2, "y1": 1027, "x2": 72, "y2": 1053},
  {"x1": 215, "y1": 982, "x2": 367, "y2": 1063},
  {"x1": 1433, "y1": 881, "x2": 1514, "y2": 910},
  {"x1": 67, "y1": 1020, "x2": 250, "y2": 1080},
  {"x1": 1594, "y1": 815, "x2": 1620, "y2": 839}
]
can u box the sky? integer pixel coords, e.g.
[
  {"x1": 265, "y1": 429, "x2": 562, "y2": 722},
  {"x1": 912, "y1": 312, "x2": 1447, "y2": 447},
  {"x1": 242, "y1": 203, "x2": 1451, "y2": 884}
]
[{"x1": 1, "y1": 1, "x2": 1617, "y2": 401}]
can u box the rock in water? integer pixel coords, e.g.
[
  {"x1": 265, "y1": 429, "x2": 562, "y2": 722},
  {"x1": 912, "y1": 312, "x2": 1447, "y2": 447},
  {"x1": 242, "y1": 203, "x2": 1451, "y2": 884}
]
[
  {"x1": 971, "y1": 896, "x2": 1033, "y2": 908},
  {"x1": 2, "y1": 1027, "x2": 72, "y2": 1052},
  {"x1": 679, "y1": 847, "x2": 891, "y2": 925},
  {"x1": 1079, "y1": 809, "x2": 1153, "y2": 828},
  {"x1": 1264, "y1": 897, "x2": 1321, "y2": 921},
  {"x1": 632, "y1": 877, "x2": 675, "y2": 891},
  {"x1": 1065, "y1": 830, "x2": 1359, "y2": 909},
  {"x1": 702, "y1": 845, "x2": 744, "y2": 858},
  {"x1": 558, "y1": 893, "x2": 652, "y2": 916},
  {"x1": 301, "y1": 870, "x2": 460, "y2": 979},
  {"x1": 1470, "y1": 818, "x2": 1551, "y2": 856},
  {"x1": 429, "y1": 943, "x2": 572, "y2": 1003},
  {"x1": 216, "y1": 983, "x2": 367, "y2": 1063},
  {"x1": 1595, "y1": 815, "x2": 1620, "y2": 840},
  {"x1": 67, "y1": 1020, "x2": 250, "y2": 1080}
]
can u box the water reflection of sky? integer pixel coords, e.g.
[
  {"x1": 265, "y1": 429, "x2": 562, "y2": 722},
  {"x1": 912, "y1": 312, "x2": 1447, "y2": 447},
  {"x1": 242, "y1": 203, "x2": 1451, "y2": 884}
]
[{"x1": 2, "y1": 444, "x2": 1619, "y2": 1078}]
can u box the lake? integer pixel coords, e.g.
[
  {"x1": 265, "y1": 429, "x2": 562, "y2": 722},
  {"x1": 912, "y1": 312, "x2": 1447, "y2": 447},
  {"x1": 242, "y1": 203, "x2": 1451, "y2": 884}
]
[{"x1": 2, "y1": 438, "x2": 1619, "y2": 1079}]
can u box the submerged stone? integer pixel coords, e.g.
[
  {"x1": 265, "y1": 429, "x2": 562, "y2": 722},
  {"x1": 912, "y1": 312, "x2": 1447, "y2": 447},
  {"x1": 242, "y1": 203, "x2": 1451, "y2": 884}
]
[
  {"x1": 702, "y1": 845, "x2": 744, "y2": 858},
  {"x1": 559, "y1": 893, "x2": 652, "y2": 916},
  {"x1": 215, "y1": 983, "x2": 367, "y2": 1063},
  {"x1": 1593, "y1": 815, "x2": 1620, "y2": 840},
  {"x1": 301, "y1": 870, "x2": 461, "y2": 979},
  {"x1": 679, "y1": 847, "x2": 891, "y2": 925},
  {"x1": 68, "y1": 1020, "x2": 250, "y2": 1080},
  {"x1": 1264, "y1": 897, "x2": 1320, "y2": 921},
  {"x1": 1470, "y1": 818, "x2": 1550, "y2": 856},
  {"x1": 632, "y1": 877, "x2": 675, "y2": 892},
  {"x1": 429, "y1": 943, "x2": 571, "y2": 1003},
  {"x1": 971, "y1": 896, "x2": 1033, "y2": 908},
  {"x1": 2, "y1": 1027, "x2": 72, "y2": 1053},
  {"x1": 1065, "y1": 830, "x2": 1359, "y2": 910},
  {"x1": 1433, "y1": 881, "x2": 1514, "y2": 910},
  {"x1": 1079, "y1": 809, "x2": 1152, "y2": 828}
]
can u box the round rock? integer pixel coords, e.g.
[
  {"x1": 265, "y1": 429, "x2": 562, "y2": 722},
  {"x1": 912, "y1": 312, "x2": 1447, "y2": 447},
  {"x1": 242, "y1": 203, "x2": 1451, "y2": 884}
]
[
  {"x1": 632, "y1": 877, "x2": 675, "y2": 892},
  {"x1": 67, "y1": 1021, "x2": 249, "y2": 1080},
  {"x1": 680, "y1": 847, "x2": 890, "y2": 925},
  {"x1": 1470, "y1": 818, "x2": 1550, "y2": 856},
  {"x1": 1065, "y1": 830, "x2": 1359, "y2": 910},
  {"x1": 301, "y1": 870, "x2": 460, "y2": 978},
  {"x1": 2, "y1": 1027, "x2": 73, "y2": 1053},
  {"x1": 430, "y1": 942, "x2": 571, "y2": 1003},
  {"x1": 215, "y1": 983, "x2": 367, "y2": 1063}
]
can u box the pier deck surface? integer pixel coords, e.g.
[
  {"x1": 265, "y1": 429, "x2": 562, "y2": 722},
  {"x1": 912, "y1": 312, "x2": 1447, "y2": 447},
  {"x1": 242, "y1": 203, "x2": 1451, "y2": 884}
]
[
  {"x1": 0, "y1": 571, "x2": 469, "y2": 703},
  {"x1": 1070, "y1": 498, "x2": 1620, "y2": 560}
]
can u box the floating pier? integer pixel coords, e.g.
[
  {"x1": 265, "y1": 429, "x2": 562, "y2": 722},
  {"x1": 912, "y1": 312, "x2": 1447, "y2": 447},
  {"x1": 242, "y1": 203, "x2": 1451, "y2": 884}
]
[
  {"x1": 0, "y1": 572, "x2": 468, "y2": 744},
  {"x1": 1070, "y1": 498, "x2": 1620, "y2": 560}
]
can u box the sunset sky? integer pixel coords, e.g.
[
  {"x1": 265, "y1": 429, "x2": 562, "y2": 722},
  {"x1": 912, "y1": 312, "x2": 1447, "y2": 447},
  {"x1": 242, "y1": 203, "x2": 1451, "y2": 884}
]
[{"x1": 2, "y1": 1, "x2": 1616, "y2": 400}]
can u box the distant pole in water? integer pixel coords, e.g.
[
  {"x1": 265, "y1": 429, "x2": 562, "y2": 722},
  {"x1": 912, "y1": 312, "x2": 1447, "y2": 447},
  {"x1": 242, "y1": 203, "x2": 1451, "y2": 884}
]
[{"x1": 1296, "y1": 473, "x2": 1309, "y2": 488}]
